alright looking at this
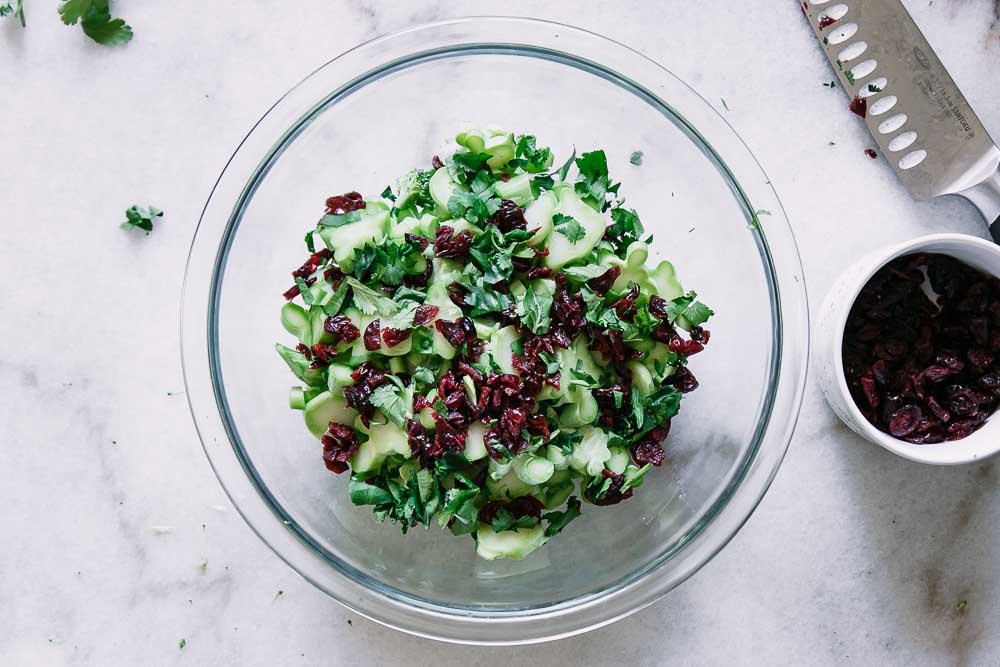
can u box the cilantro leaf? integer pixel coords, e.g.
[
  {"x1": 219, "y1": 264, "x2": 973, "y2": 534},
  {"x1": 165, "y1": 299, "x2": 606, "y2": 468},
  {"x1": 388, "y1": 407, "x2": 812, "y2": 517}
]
[
  {"x1": 574, "y1": 150, "x2": 616, "y2": 210},
  {"x1": 629, "y1": 150, "x2": 643, "y2": 166},
  {"x1": 550, "y1": 430, "x2": 582, "y2": 455},
  {"x1": 562, "y1": 265, "x2": 609, "y2": 281},
  {"x1": 468, "y1": 225, "x2": 515, "y2": 283},
  {"x1": 369, "y1": 383, "x2": 411, "y2": 428},
  {"x1": 1, "y1": 0, "x2": 24, "y2": 26},
  {"x1": 530, "y1": 174, "x2": 555, "y2": 198},
  {"x1": 349, "y1": 479, "x2": 395, "y2": 506},
  {"x1": 59, "y1": 0, "x2": 133, "y2": 45},
  {"x1": 448, "y1": 152, "x2": 492, "y2": 184},
  {"x1": 463, "y1": 283, "x2": 512, "y2": 316},
  {"x1": 411, "y1": 366, "x2": 436, "y2": 389},
  {"x1": 513, "y1": 135, "x2": 554, "y2": 173},
  {"x1": 447, "y1": 171, "x2": 500, "y2": 225},
  {"x1": 346, "y1": 278, "x2": 399, "y2": 316},
  {"x1": 318, "y1": 210, "x2": 362, "y2": 227},
  {"x1": 541, "y1": 497, "x2": 582, "y2": 537},
  {"x1": 570, "y1": 362, "x2": 599, "y2": 387},
  {"x1": 556, "y1": 147, "x2": 576, "y2": 183},
  {"x1": 516, "y1": 283, "x2": 554, "y2": 334},
  {"x1": 605, "y1": 207, "x2": 645, "y2": 257},
  {"x1": 385, "y1": 302, "x2": 418, "y2": 330},
  {"x1": 491, "y1": 509, "x2": 537, "y2": 533},
  {"x1": 552, "y1": 213, "x2": 586, "y2": 243},
  {"x1": 663, "y1": 291, "x2": 714, "y2": 327},
  {"x1": 321, "y1": 281, "x2": 350, "y2": 317},
  {"x1": 120, "y1": 205, "x2": 163, "y2": 234}
]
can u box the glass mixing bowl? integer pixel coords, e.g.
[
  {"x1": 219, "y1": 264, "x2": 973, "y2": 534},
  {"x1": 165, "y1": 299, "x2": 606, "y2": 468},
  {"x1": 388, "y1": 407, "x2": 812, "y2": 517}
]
[{"x1": 181, "y1": 17, "x2": 809, "y2": 644}]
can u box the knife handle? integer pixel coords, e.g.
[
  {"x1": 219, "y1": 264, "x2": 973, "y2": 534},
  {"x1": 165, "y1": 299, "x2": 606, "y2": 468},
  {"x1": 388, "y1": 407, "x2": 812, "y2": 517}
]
[{"x1": 958, "y1": 166, "x2": 1000, "y2": 244}]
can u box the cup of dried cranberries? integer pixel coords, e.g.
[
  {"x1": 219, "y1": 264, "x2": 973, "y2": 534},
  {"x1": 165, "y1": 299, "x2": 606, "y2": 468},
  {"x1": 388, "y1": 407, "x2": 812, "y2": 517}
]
[{"x1": 817, "y1": 234, "x2": 1000, "y2": 465}]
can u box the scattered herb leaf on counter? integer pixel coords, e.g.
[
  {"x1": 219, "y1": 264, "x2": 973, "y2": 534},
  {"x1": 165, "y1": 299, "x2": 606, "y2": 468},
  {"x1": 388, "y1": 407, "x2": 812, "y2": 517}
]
[
  {"x1": 629, "y1": 151, "x2": 644, "y2": 166},
  {"x1": 58, "y1": 0, "x2": 133, "y2": 46},
  {"x1": 0, "y1": 0, "x2": 25, "y2": 26},
  {"x1": 120, "y1": 205, "x2": 163, "y2": 234}
]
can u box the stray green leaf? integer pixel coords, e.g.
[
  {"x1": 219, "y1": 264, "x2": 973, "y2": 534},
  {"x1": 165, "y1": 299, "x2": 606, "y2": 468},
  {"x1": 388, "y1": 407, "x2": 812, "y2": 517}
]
[
  {"x1": 629, "y1": 150, "x2": 643, "y2": 166},
  {"x1": 120, "y1": 205, "x2": 163, "y2": 235},
  {"x1": 59, "y1": 0, "x2": 133, "y2": 46}
]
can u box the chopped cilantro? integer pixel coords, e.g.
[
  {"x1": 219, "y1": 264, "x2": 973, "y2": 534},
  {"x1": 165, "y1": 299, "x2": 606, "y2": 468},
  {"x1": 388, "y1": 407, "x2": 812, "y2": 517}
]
[
  {"x1": 542, "y1": 497, "x2": 582, "y2": 537},
  {"x1": 369, "y1": 383, "x2": 411, "y2": 428},
  {"x1": 349, "y1": 479, "x2": 395, "y2": 506},
  {"x1": 345, "y1": 278, "x2": 399, "y2": 316},
  {"x1": 463, "y1": 283, "x2": 512, "y2": 316},
  {"x1": 513, "y1": 135, "x2": 554, "y2": 173},
  {"x1": 663, "y1": 291, "x2": 714, "y2": 327},
  {"x1": 629, "y1": 150, "x2": 643, "y2": 166},
  {"x1": 448, "y1": 171, "x2": 501, "y2": 224},
  {"x1": 1, "y1": 0, "x2": 24, "y2": 26},
  {"x1": 59, "y1": 0, "x2": 133, "y2": 45},
  {"x1": 491, "y1": 509, "x2": 537, "y2": 533},
  {"x1": 516, "y1": 283, "x2": 553, "y2": 334},
  {"x1": 120, "y1": 205, "x2": 163, "y2": 234},
  {"x1": 552, "y1": 213, "x2": 586, "y2": 243},
  {"x1": 606, "y1": 207, "x2": 644, "y2": 257},
  {"x1": 556, "y1": 147, "x2": 576, "y2": 182},
  {"x1": 574, "y1": 150, "x2": 618, "y2": 210}
]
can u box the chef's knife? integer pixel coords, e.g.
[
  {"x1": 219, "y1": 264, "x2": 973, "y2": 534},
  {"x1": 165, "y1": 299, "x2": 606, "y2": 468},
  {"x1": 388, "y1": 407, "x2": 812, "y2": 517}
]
[{"x1": 801, "y1": 0, "x2": 1000, "y2": 243}]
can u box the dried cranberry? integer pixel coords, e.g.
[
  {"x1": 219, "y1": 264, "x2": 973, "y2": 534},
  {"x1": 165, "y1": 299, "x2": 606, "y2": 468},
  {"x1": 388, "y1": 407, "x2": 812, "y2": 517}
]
[
  {"x1": 447, "y1": 282, "x2": 468, "y2": 308},
  {"x1": 325, "y1": 191, "x2": 365, "y2": 214},
  {"x1": 282, "y1": 284, "x2": 301, "y2": 301},
  {"x1": 632, "y1": 425, "x2": 669, "y2": 466},
  {"x1": 849, "y1": 95, "x2": 867, "y2": 118},
  {"x1": 382, "y1": 326, "x2": 411, "y2": 348},
  {"x1": 689, "y1": 326, "x2": 711, "y2": 345},
  {"x1": 613, "y1": 283, "x2": 640, "y2": 321},
  {"x1": 433, "y1": 225, "x2": 473, "y2": 259},
  {"x1": 926, "y1": 396, "x2": 951, "y2": 423},
  {"x1": 968, "y1": 347, "x2": 994, "y2": 372},
  {"x1": 889, "y1": 405, "x2": 922, "y2": 437},
  {"x1": 432, "y1": 413, "x2": 466, "y2": 456},
  {"x1": 818, "y1": 15, "x2": 837, "y2": 28},
  {"x1": 585, "y1": 469, "x2": 634, "y2": 506},
  {"x1": 668, "y1": 366, "x2": 699, "y2": 393},
  {"x1": 363, "y1": 320, "x2": 381, "y2": 351},
  {"x1": 435, "y1": 316, "x2": 475, "y2": 348},
  {"x1": 583, "y1": 266, "x2": 619, "y2": 297},
  {"x1": 945, "y1": 385, "x2": 980, "y2": 416},
  {"x1": 487, "y1": 199, "x2": 528, "y2": 234},
  {"x1": 321, "y1": 422, "x2": 360, "y2": 474},
  {"x1": 413, "y1": 304, "x2": 440, "y2": 326},
  {"x1": 323, "y1": 315, "x2": 360, "y2": 344},
  {"x1": 404, "y1": 233, "x2": 429, "y2": 251},
  {"x1": 431, "y1": 155, "x2": 444, "y2": 170}
]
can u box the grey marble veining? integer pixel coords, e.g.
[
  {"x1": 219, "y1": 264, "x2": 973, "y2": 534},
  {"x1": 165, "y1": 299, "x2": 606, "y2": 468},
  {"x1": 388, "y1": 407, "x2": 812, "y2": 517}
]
[{"x1": 2, "y1": 1, "x2": 1000, "y2": 664}]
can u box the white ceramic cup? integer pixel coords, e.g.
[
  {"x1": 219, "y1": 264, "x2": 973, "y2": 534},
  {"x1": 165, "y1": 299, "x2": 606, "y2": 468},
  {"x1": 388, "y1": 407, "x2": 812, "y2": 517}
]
[{"x1": 816, "y1": 233, "x2": 1000, "y2": 465}]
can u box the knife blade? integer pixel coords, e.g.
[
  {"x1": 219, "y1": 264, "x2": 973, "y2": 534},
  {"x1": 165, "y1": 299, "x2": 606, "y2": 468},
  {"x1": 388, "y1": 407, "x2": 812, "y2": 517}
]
[{"x1": 801, "y1": 0, "x2": 1000, "y2": 242}]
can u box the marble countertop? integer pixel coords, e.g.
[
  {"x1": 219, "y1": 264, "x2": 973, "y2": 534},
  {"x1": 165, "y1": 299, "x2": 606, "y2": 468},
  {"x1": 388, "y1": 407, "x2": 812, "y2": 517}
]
[{"x1": 3, "y1": 1, "x2": 1000, "y2": 664}]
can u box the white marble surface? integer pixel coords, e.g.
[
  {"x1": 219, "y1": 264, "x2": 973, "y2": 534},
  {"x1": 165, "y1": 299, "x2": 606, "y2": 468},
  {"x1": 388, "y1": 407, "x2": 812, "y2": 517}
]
[{"x1": 3, "y1": 1, "x2": 1000, "y2": 664}]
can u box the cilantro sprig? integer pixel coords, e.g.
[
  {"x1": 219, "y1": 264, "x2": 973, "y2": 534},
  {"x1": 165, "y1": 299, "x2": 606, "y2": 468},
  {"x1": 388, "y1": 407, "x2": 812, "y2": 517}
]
[
  {"x1": 0, "y1": 0, "x2": 25, "y2": 26},
  {"x1": 59, "y1": 0, "x2": 133, "y2": 45},
  {"x1": 120, "y1": 205, "x2": 163, "y2": 235}
]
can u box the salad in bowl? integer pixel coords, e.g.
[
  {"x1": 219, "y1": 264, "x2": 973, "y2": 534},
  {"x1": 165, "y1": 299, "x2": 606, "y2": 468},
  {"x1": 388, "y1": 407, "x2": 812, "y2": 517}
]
[{"x1": 276, "y1": 128, "x2": 713, "y2": 560}]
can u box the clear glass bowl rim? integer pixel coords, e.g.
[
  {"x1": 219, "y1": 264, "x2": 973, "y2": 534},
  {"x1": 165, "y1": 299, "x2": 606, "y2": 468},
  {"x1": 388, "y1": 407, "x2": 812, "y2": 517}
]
[{"x1": 180, "y1": 16, "x2": 810, "y2": 645}]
